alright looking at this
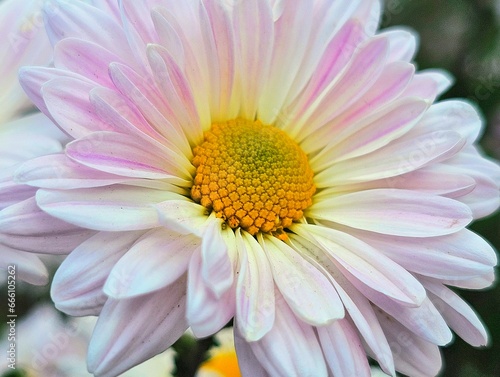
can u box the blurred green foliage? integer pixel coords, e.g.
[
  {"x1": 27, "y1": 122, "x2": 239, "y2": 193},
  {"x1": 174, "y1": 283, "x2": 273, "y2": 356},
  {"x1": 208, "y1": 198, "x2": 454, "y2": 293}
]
[{"x1": 383, "y1": 1, "x2": 500, "y2": 376}]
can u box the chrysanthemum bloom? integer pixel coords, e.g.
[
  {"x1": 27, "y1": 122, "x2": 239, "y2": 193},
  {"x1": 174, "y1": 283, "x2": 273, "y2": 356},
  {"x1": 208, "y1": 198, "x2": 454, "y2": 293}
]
[{"x1": 14, "y1": 0, "x2": 499, "y2": 376}]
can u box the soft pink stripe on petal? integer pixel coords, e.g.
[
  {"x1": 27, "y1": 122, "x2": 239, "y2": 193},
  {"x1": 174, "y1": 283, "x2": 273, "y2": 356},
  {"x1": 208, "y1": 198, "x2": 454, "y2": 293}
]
[
  {"x1": 0, "y1": 181, "x2": 36, "y2": 210},
  {"x1": 186, "y1": 249, "x2": 235, "y2": 338},
  {"x1": 376, "y1": 310, "x2": 443, "y2": 377},
  {"x1": 248, "y1": 291, "x2": 328, "y2": 377},
  {"x1": 261, "y1": 234, "x2": 344, "y2": 325},
  {"x1": 0, "y1": 197, "x2": 95, "y2": 254},
  {"x1": 314, "y1": 131, "x2": 466, "y2": 186},
  {"x1": 402, "y1": 69, "x2": 454, "y2": 101},
  {"x1": 0, "y1": 248, "x2": 48, "y2": 286},
  {"x1": 88, "y1": 277, "x2": 188, "y2": 377},
  {"x1": 317, "y1": 319, "x2": 371, "y2": 377},
  {"x1": 65, "y1": 131, "x2": 193, "y2": 182},
  {"x1": 421, "y1": 277, "x2": 488, "y2": 347},
  {"x1": 292, "y1": 224, "x2": 425, "y2": 306},
  {"x1": 37, "y1": 186, "x2": 179, "y2": 231},
  {"x1": 308, "y1": 189, "x2": 472, "y2": 237},
  {"x1": 51, "y1": 231, "x2": 144, "y2": 316},
  {"x1": 104, "y1": 228, "x2": 197, "y2": 299},
  {"x1": 235, "y1": 230, "x2": 275, "y2": 342}
]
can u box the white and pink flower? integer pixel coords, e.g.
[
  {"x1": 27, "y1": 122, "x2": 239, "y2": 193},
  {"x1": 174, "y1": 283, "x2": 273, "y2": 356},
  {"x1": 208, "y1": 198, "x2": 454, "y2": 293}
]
[{"x1": 4, "y1": 0, "x2": 499, "y2": 376}]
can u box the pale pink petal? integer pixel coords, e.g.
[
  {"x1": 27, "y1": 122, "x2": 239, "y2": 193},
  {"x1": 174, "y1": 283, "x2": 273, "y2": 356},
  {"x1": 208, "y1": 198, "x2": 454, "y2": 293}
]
[
  {"x1": 186, "y1": 249, "x2": 235, "y2": 338},
  {"x1": 232, "y1": 0, "x2": 274, "y2": 119},
  {"x1": 292, "y1": 224, "x2": 426, "y2": 306},
  {"x1": 0, "y1": 180, "x2": 36, "y2": 210},
  {"x1": 352, "y1": 228, "x2": 496, "y2": 280},
  {"x1": 235, "y1": 230, "x2": 275, "y2": 342},
  {"x1": 261, "y1": 234, "x2": 344, "y2": 325},
  {"x1": 0, "y1": 197, "x2": 95, "y2": 254},
  {"x1": 379, "y1": 27, "x2": 418, "y2": 62},
  {"x1": 233, "y1": 328, "x2": 270, "y2": 377},
  {"x1": 36, "y1": 186, "x2": 180, "y2": 231},
  {"x1": 65, "y1": 131, "x2": 193, "y2": 182},
  {"x1": 248, "y1": 291, "x2": 328, "y2": 377},
  {"x1": 0, "y1": 247, "x2": 48, "y2": 285},
  {"x1": 402, "y1": 69, "x2": 454, "y2": 100},
  {"x1": 421, "y1": 277, "x2": 488, "y2": 347},
  {"x1": 314, "y1": 130, "x2": 466, "y2": 186},
  {"x1": 156, "y1": 200, "x2": 208, "y2": 236},
  {"x1": 376, "y1": 309, "x2": 443, "y2": 377},
  {"x1": 42, "y1": 77, "x2": 115, "y2": 138},
  {"x1": 88, "y1": 277, "x2": 188, "y2": 377},
  {"x1": 200, "y1": 217, "x2": 235, "y2": 298},
  {"x1": 307, "y1": 189, "x2": 472, "y2": 237},
  {"x1": 15, "y1": 154, "x2": 131, "y2": 189},
  {"x1": 288, "y1": 234, "x2": 395, "y2": 375},
  {"x1": 103, "y1": 228, "x2": 198, "y2": 298},
  {"x1": 51, "y1": 231, "x2": 144, "y2": 316},
  {"x1": 441, "y1": 270, "x2": 496, "y2": 290},
  {"x1": 317, "y1": 319, "x2": 371, "y2": 377}
]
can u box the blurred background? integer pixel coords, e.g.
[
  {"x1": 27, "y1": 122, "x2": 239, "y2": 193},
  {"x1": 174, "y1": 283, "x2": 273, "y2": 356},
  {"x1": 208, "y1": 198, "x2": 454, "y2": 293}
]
[
  {"x1": 382, "y1": 0, "x2": 500, "y2": 376},
  {"x1": 1, "y1": 1, "x2": 500, "y2": 376}
]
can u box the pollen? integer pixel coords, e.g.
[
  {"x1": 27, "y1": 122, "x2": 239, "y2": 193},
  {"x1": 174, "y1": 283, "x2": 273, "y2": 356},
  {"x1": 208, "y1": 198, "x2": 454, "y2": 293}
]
[{"x1": 191, "y1": 119, "x2": 315, "y2": 240}]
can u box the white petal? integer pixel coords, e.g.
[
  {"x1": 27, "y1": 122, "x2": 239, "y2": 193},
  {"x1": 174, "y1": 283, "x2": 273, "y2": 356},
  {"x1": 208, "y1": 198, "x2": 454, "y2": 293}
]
[
  {"x1": 234, "y1": 329, "x2": 270, "y2": 377},
  {"x1": 156, "y1": 199, "x2": 208, "y2": 236},
  {"x1": 104, "y1": 228, "x2": 198, "y2": 298},
  {"x1": 0, "y1": 247, "x2": 48, "y2": 286}
]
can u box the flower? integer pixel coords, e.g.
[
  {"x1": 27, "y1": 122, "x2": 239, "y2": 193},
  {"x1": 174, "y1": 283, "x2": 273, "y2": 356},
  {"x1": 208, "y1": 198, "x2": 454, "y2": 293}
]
[
  {"x1": 0, "y1": 304, "x2": 175, "y2": 377},
  {"x1": 196, "y1": 328, "x2": 241, "y2": 377},
  {"x1": 13, "y1": 0, "x2": 500, "y2": 376},
  {"x1": 0, "y1": 0, "x2": 52, "y2": 124}
]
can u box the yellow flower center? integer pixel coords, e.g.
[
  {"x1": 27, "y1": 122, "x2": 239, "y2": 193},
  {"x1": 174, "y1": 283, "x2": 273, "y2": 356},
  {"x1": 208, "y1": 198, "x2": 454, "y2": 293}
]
[{"x1": 191, "y1": 119, "x2": 315, "y2": 240}]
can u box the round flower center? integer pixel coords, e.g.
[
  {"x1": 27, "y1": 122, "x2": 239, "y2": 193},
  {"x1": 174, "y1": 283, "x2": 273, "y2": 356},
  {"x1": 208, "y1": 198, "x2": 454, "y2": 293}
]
[{"x1": 191, "y1": 119, "x2": 315, "y2": 240}]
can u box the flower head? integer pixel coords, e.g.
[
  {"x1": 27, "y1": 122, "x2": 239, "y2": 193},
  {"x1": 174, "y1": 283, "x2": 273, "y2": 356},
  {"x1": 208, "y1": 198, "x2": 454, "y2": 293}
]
[{"x1": 13, "y1": 0, "x2": 500, "y2": 376}]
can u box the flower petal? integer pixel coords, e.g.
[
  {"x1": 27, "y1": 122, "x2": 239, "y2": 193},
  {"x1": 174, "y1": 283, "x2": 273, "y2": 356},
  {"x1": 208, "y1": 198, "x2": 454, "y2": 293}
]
[
  {"x1": 51, "y1": 231, "x2": 144, "y2": 316},
  {"x1": 261, "y1": 234, "x2": 344, "y2": 325},
  {"x1": 0, "y1": 247, "x2": 48, "y2": 285},
  {"x1": 307, "y1": 189, "x2": 472, "y2": 237},
  {"x1": 235, "y1": 230, "x2": 275, "y2": 342},
  {"x1": 88, "y1": 277, "x2": 188, "y2": 377},
  {"x1": 156, "y1": 199, "x2": 208, "y2": 236},
  {"x1": 104, "y1": 228, "x2": 198, "y2": 298}
]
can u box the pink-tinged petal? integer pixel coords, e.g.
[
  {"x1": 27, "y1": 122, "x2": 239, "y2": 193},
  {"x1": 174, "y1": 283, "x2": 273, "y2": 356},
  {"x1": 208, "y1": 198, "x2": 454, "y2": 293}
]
[
  {"x1": 0, "y1": 180, "x2": 36, "y2": 210},
  {"x1": 0, "y1": 197, "x2": 95, "y2": 254},
  {"x1": 36, "y1": 186, "x2": 179, "y2": 231},
  {"x1": 18, "y1": 66, "x2": 92, "y2": 122},
  {"x1": 235, "y1": 230, "x2": 275, "y2": 342},
  {"x1": 0, "y1": 248, "x2": 48, "y2": 286},
  {"x1": 314, "y1": 130, "x2": 466, "y2": 186},
  {"x1": 352, "y1": 229, "x2": 496, "y2": 280},
  {"x1": 200, "y1": 217, "x2": 235, "y2": 297},
  {"x1": 234, "y1": 329, "x2": 270, "y2": 377},
  {"x1": 366, "y1": 289, "x2": 453, "y2": 346},
  {"x1": 248, "y1": 291, "x2": 328, "y2": 377},
  {"x1": 421, "y1": 277, "x2": 488, "y2": 347},
  {"x1": 288, "y1": 234, "x2": 395, "y2": 375},
  {"x1": 293, "y1": 224, "x2": 425, "y2": 306},
  {"x1": 104, "y1": 228, "x2": 198, "y2": 299},
  {"x1": 379, "y1": 27, "x2": 418, "y2": 62},
  {"x1": 233, "y1": 0, "x2": 274, "y2": 119},
  {"x1": 258, "y1": 0, "x2": 312, "y2": 123},
  {"x1": 15, "y1": 154, "x2": 131, "y2": 189},
  {"x1": 311, "y1": 97, "x2": 428, "y2": 166},
  {"x1": 43, "y1": 0, "x2": 133, "y2": 62},
  {"x1": 146, "y1": 44, "x2": 205, "y2": 144},
  {"x1": 88, "y1": 277, "x2": 188, "y2": 377},
  {"x1": 308, "y1": 189, "x2": 472, "y2": 237},
  {"x1": 317, "y1": 319, "x2": 371, "y2": 377},
  {"x1": 186, "y1": 249, "x2": 235, "y2": 338},
  {"x1": 200, "y1": 0, "x2": 236, "y2": 120},
  {"x1": 107, "y1": 62, "x2": 192, "y2": 157},
  {"x1": 282, "y1": 19, "x2": 366, "y2": 135},
  {"x1": 53, "y1": 38, "x2": 125, "y2": 87},
  {"x1": 293, "y1": 37, "x2": 389, "y2": 141},
  {"x1": 261, "y1": 234, "x2": 344, "y2": 325},
  {"x1": 409, "y1": 100, "x2": 482, "y2": 144},
  {"x1": 65, "y1": 131, "x2": 193, "y2": 183},
  {"x1": 375, "y1": 309, "x2": 443, "y2": 377},
  {"x1": 402, "y1": 69, "x2": 454, "y2": 100},
  {"x1": 51, "y1": 231, "x2": 144, "y2": 316},
  {"x1": 42, "y1": 77, "x2": 115, "y2": 138},
  {"x1": 441, "y1": 270, "x2": 496, "y2": 290},
  {"x1": 156, "y1": 200, "x2": 208, "y2": 236}
]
